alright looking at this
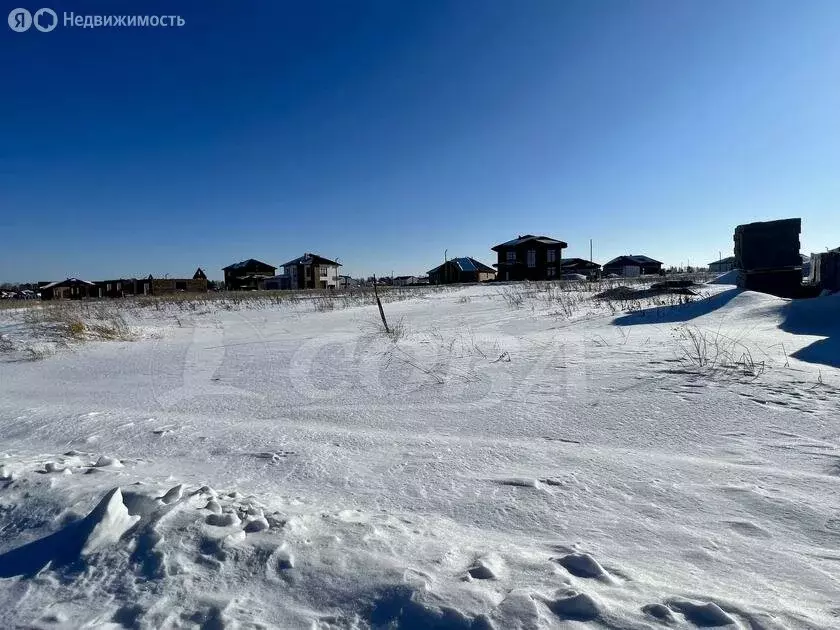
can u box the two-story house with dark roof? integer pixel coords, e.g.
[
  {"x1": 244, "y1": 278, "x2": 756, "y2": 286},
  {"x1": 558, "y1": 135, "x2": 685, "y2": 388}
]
[
  {"x1": 491, "y1": 234, "x2": 568, "y2": 281},
  {"x1": 222, "y1": 259, "x2": 277, "y2": 290},
  {"x1": 278, "y1": 253, "x2": 342, "y2": 290}
]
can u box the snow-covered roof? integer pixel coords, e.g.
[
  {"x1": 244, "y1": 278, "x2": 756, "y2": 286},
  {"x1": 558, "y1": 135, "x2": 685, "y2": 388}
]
[
  {"x1": 222, "y1": 259, "x2": 276, "y2": 271},
  {"x1": 281, "y1": 253, "x2": 341, "y2": 268},
  {"x1": 41, "y1": 278, "x2": 96, "y2": 289},
  {"x1": 428, "y1": 257, "x2": 496, "y2": 275}
]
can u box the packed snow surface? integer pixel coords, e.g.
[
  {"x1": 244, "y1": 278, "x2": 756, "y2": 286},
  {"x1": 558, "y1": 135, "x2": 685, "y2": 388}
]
[{"x1": 1, "y1": 284, "x2": 839, "y2": 629}]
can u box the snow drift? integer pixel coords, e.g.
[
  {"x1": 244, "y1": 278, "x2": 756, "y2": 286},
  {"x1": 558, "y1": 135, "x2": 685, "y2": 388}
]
[{"x1": 1, "y1": 283, "x2": 839, "y2": 628}]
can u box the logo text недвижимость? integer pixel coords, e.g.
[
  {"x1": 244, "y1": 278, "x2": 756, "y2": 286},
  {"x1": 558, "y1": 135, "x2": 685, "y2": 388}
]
[{"x1": 7, "y1": 8, "x2": 185, "y2": 32}]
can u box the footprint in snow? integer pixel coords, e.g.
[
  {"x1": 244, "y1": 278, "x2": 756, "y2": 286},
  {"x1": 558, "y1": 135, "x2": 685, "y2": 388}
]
[
  {"x1": 244, "y1": 516, "x2": 269, "y2": 533},
  {"x1": 203, "y1": 499, "x2": 223, "y2": 514},
  {"x1": 206, "y1": 512, "x2": 241, "y2": 527},
  {"x1": 642, "y1": 603, "x2": 677, "y2": 623},
  {"x1": 667, "y1": 599, "x2": 737, "y2": 627},
  {"x1": 267, "y1": 543, "x2": 295, "y2": 573},
  {"x1": 554, "y1": 553, "x2": 617, "y2": 583},
  {"x1": 466, "y1": 555, "x2": 503, "y2": 580},
  {"x1": 94, "y1": 455, "x2": 124, "y2": 468},
  {"x1": 158, "y1": 484, "x2": 184, "y2": 505},
  {"x1": 543, "y1": 589, "x2": 601, "y2": 622}
]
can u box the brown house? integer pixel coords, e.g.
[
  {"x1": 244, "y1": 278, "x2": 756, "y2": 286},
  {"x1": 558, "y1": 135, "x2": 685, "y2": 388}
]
[
  {"x1": 40, "y1": 278, "x2": 97, "y2": 300},
  {"x1": 96, "y1": 278, "x2": 144, "y2": 298},
  {"x1": 223, "y1": 259, "x2": 277, "y2": 290},
  {"x1": 279, "y1": 253, "x2": 341, "y2": 290},
  {"x1": 492, "y1": 235, "x2": 568, "y2": 281},
  {"x1": 602, "y1": 255, "x2": 663, "y2": 277},
  {"x1": 150, "y1": 276, "x2": 208, "y2": 295},
  {"x1": 95, "y1": 269, "x2": 208, "y2": 298},
  {"x1": 559, "y1": 258, "x2": 601, "y2": 277},
  {"x1": 428, "y1": 257, "x2": 496, "y2": 285}
]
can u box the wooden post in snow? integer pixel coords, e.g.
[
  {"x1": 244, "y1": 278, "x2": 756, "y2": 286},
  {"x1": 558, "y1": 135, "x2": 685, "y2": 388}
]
[{"x1": 373, "y1": 275, "x2": 389, "y2": 334}]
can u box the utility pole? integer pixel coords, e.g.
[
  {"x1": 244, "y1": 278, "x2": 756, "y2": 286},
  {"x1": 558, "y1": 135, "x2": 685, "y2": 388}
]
[
  {"x1": 372, "y1": 275, "x2": 389, "y2": 333},
  {"x1": 444, "y1": 249, "x2": 448, "y2": 285},
  {"x1": 590, "y1": 239, "x2": 593, "y2": 262}
]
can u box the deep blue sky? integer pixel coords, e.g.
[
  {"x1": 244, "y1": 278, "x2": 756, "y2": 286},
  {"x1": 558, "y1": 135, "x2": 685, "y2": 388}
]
[{"x1": 2, "y1": 1, "x2": 839, "y2": 281}]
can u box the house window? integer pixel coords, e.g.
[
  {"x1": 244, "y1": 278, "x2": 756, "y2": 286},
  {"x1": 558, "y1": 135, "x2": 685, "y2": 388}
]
[
  {"x1": 116, "y1": 282, "x2": 121, "y2": 291},
  {"x1": 547, "y1": 266, "x2": 556, "y2": 278},
  {"x1": 527, "y1": 250, "x2": 536, "y2": 268},
  {"x1": 506, "y1": 251, "x2": 516, "y2": 262},
  {"x1": 547, "y1": 249, "x2": 556, "y2": 263},
  {"x1": 107, "y1": 283, "x2": 112, "y2": 291}
]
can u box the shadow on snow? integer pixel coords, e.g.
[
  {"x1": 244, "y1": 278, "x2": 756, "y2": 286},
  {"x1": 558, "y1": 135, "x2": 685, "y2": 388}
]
[
  {"x1": 779, "y1": 293, "x2": 840, "y2": 369},
  {"x1": 612, "y1": 286, "x2": 840, "y2": 370},
  {"x1": 612, "y1": 288, "x2": 742, "y2": 326}
]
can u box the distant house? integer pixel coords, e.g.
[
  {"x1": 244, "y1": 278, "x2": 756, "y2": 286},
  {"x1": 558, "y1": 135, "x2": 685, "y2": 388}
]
[
  {"x1": 337, "y1": 275, "x2": 361, "y2": 289},
  {"x1": 40, "y1": 278, "x2": 97, "y2": 300},
  {"x1": 491, "y1": 234, "x2": 568, "y2": 281},
  {"x1": 559, "y1": 258, "x2": 601, "y2": 277},
  {"x1": 602, "y1": 255, "x2": 663, "y2": 277},
  {"x1": 95, "y1": 272, "x2": 208, "y2": 297},
  {"x1": 708, "y1": 256, "x2": 737, "y2": 273},
  {"x1": 96, "y1": 278, "x2": 143, "y2": 298},
  {"x1": 809, "y1": 250, "x2": 840, "y2": 291},
  {"x1": 150, "y1": 276, "x2": 208, "y2": 295},
  {"x1": 427, "y1": 257, "x2": 496, "y2": 285},
  {"x1": 393, "y1": 276, "x2": 418, "y2": 287},
  {"x1": 223, "y1": 259, "x2": 277, "y2": 290},
  {"x1": 262, "y1": 275, "x2": 290, "y2": 291},
  {"x1": 193, "y1": 267, "x2": 208, "y2": 280},
  {"x1": 278, "y1": 253, "x2": 342, "y2": 290}
]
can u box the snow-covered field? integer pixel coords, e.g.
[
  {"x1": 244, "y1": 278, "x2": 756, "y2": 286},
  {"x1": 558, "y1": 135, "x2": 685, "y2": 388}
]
[{"x1": 1, "y1": 281, "x2": 839, "y2": 629}]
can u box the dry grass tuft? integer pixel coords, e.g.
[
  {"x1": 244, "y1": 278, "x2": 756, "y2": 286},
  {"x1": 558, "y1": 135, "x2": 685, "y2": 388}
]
[{"x1": 672, "y1": 324, "x2": 766, "y2": 379}]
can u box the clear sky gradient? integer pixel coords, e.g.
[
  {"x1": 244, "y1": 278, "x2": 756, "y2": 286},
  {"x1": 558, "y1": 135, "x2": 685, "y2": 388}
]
[{"x1": 2, "y1": 0, "x2": 839, "y2": 281}]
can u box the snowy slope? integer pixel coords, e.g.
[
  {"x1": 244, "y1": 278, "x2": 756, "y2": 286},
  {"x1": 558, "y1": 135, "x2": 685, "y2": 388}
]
[{"x1": 1, "y1": 285, "x2": 839, "y2": 629}]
